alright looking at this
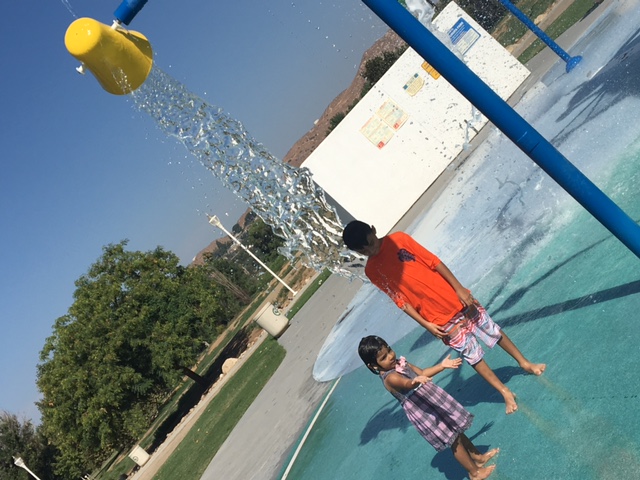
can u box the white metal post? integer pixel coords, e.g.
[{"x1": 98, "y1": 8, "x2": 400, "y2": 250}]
[
  {"x1": 13, "y1": 457, "x2": 43, "y2": 480},
  {"x1": 208, "y1": 215, "x2": 297, "y2": 296}
]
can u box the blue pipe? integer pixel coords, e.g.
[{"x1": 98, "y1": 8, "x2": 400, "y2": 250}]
[
  {"x1": 361, "y1": 0, "x2": 640, "y2": 259},
  {"x1": 114, "y1": 0, "x2": 149, "y2": 25},
  {"x1": 497, "y1": 0, "x2": 581, "y2": 73}
]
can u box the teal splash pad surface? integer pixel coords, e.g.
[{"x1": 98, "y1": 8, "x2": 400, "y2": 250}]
[
  {"x1": 283, "y1": 4, "x2": 640, "y2": 478},
  {"x1": 284, "y1": 199, "x2": 640, "y2": 479}
]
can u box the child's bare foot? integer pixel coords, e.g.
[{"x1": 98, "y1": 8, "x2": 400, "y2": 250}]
[
  {"x1": 521, "y1": 361, "x2": 546, "y2": 375},
  {"x1": 503, "y1": 390, "x2": 517, "y2": 414},
  {"x1": 473, "y1": 448, "x2": 499, "y2": 467},
  {"x1": 470, "y1": 464, "x2": 496, "y2": 480}
]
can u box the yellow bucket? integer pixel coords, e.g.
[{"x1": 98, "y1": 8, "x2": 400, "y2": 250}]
[{"x1": 65, "y1": 18, "x2": 153, "y2": 95}]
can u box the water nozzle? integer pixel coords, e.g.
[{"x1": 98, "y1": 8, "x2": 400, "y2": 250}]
[{"x1": 114, "y1": 0, "x2": 149, "y2": 26}]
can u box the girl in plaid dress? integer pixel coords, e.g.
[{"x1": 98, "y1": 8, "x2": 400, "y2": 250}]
[{"x1": 358, "y1": 336, "x2": 498, "y2": 480}]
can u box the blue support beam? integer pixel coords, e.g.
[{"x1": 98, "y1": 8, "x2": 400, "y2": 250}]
[
  {"x1": 497, "y1": 0, "x2": 581, "y2": 72},
  {"x1": 114, "y1": 0, "x2": 149, "y2": 25},
  {"x1": 361, "y1": 0, "x2": 640, "y2": 258}
]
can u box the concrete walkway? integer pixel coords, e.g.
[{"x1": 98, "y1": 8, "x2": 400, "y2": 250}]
[{"x1": 200, "y1": 274, "x2": 363, "y2": 480}]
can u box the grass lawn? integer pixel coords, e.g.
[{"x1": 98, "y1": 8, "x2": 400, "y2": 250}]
[
  {"x1": 152, "y1": 337, "x2": 286, "y2": 480},
  {"x1": 97, "y1": 300, "x2": 270, "y2": 480},
  {"x1": 518, "y1": 0, "x2": 604, "y2": 64},
  {"x1": 494, "y1": 0, "x2": 558, "y2": 47}
]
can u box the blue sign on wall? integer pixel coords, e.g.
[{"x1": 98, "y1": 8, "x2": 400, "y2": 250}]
[{"x1": 448, "y1": 19, "x2": 480, "y2": 56}]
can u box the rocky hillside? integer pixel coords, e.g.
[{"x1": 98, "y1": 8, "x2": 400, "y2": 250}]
[
  {"x1": 282, "y1": 29, "x2": 406, "y2": 167},
  {"x1": 191, "y1": 209, "x2": 254, "y2": 266}
]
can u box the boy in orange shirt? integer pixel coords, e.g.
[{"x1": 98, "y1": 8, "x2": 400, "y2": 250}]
[{"x1": 342, "y1": 220, "x2": 546, "y2": 414}]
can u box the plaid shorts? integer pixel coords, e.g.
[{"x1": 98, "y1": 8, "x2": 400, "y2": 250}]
[{"x1": 441, "y1": 303, "x2": 502, "y2": 365}]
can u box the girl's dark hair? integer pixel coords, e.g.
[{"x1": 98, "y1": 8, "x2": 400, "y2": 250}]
[{"x1": 358, "y1": 335, "x2": 389, "y2": 374}]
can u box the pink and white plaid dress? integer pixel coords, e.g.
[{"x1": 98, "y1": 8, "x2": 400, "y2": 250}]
[{"x1": 381, "y1": 361, "x2": 473, "y2": 451}]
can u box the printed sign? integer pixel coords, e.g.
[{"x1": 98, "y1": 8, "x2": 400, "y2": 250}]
[
  {"x1": 377, "y1": 100, "x2": 408, "y2": 129},
  {"x1": 448, "y1": 19, "x2": 480, "y2": 56},
  {"x1": 360, "y1": 116, "x2": 396, "y2": 149},
  {"x1": 403, "y1": 73, "x2": 425, "y2": 96},
  {"x1": 421, "y1": 61, "x2": 441, "y2": 79},
  {"x1": 360, "y1": 100, "x2": 409, "y2": 148}
]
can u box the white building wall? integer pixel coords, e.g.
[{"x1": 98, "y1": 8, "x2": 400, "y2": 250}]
[{"x1": 303, "y1": 2, "x2": 530, "y2": 235}]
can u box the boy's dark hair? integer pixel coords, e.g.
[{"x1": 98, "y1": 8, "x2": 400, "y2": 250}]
[
  {"x1": 342, "y1": 220, "x2": 372, "y2": 250},
  {"x1": 358, "y1": 335, "x2": 389, "y2": 374}
]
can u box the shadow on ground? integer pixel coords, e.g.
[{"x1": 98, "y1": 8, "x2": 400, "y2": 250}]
[{"x1": 145, "y1": 326, "x2": 254, "y2": 453}]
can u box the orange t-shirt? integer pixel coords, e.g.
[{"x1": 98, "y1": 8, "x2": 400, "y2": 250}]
[{"x1": 365, "y1": 232, "x2": 464, "y2": 326}]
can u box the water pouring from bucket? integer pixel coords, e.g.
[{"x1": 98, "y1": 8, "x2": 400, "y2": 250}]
[{"x1": 62, "y1": 0, "x2": 366, "y2": 279}]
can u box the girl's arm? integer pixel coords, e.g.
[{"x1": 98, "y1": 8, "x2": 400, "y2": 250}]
[
  {"x1": 409, "y1": 355, "x2": 462, "y2": 378},
  {"x1": 383, "y1": 371, "x2": 428, "y2": 394}
]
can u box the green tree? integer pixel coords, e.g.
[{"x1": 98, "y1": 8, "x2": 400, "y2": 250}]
[
  {"x1": 327, "y1": 112, "x2": 346, "y2": 134},
  {"x1": 397, "y1": 0, "x2": 505, "y2": 32},
  {"x1": 454, "y1": 0, "x2": 506, "y2": 32},
  {"x1": 0, "y1": 412, "x2": 56, "y2": 480},
  {"x1": 203, "y1": 256, "x2": 260, "y2": 306},
  {"x1": 361, "y1": 47, "x2": 407, "y2": 88},
  {"x1": 245, "y1": 218, "x2": 285, "y2": 264},
  {"x1": 36, "y1": 242, "x2": 225, "y2": 477}
]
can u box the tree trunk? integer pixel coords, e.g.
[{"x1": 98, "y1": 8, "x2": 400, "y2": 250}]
[
  {"x1": 208, "y1": 268, "x2": 252, "y2": 304},
  {"x1": 178, "y1": 366, "x2": 207, "y2": 386}
]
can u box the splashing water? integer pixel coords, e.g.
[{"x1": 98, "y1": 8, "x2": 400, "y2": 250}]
[
  {"x1": 404, "y1": 0, "x2": 464, "y2": 59},
  {"x1": 404, "y1": 0, "x2": 435, "y2": 24},
  {"x1": 131, "y1": 67, "x2": 364, "y2": 277},
  {"x1": 404, "y1": 0, "x2": 477, "y2": 146},
  {"x1": 116, "y1": 0, "x2": 458, "y2": 281},
  {"x1": 60, "y1": 0, "x2": 77, "y2": 18}
]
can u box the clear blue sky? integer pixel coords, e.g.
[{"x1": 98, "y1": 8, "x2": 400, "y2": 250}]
[{"x1": 0, "y1": 0, "x2": 387, "y2": 422}]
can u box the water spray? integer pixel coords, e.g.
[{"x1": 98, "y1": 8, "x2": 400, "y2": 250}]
[{"x1": 62, "y1": 0, "x2": 363, "y2": 278}]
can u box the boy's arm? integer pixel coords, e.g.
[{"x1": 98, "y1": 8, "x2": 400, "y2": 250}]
[
  {"x1": 402, "y1": 303, "x2": 447, "y2": 339},
  {"x1": 435, "y1": 262, "x2": 474, "y2": 307}
]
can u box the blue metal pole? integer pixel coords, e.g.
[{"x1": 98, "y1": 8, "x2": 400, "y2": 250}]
[
  {"x1": 361, "y1": 0, "x2": 640, "y2": 258},
  {"x1": 114, "y1": 0, "x2": 149, "y2": 25},
  {"x1": 497, "y1": 0, "x2": 581, "y2": 72}
]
